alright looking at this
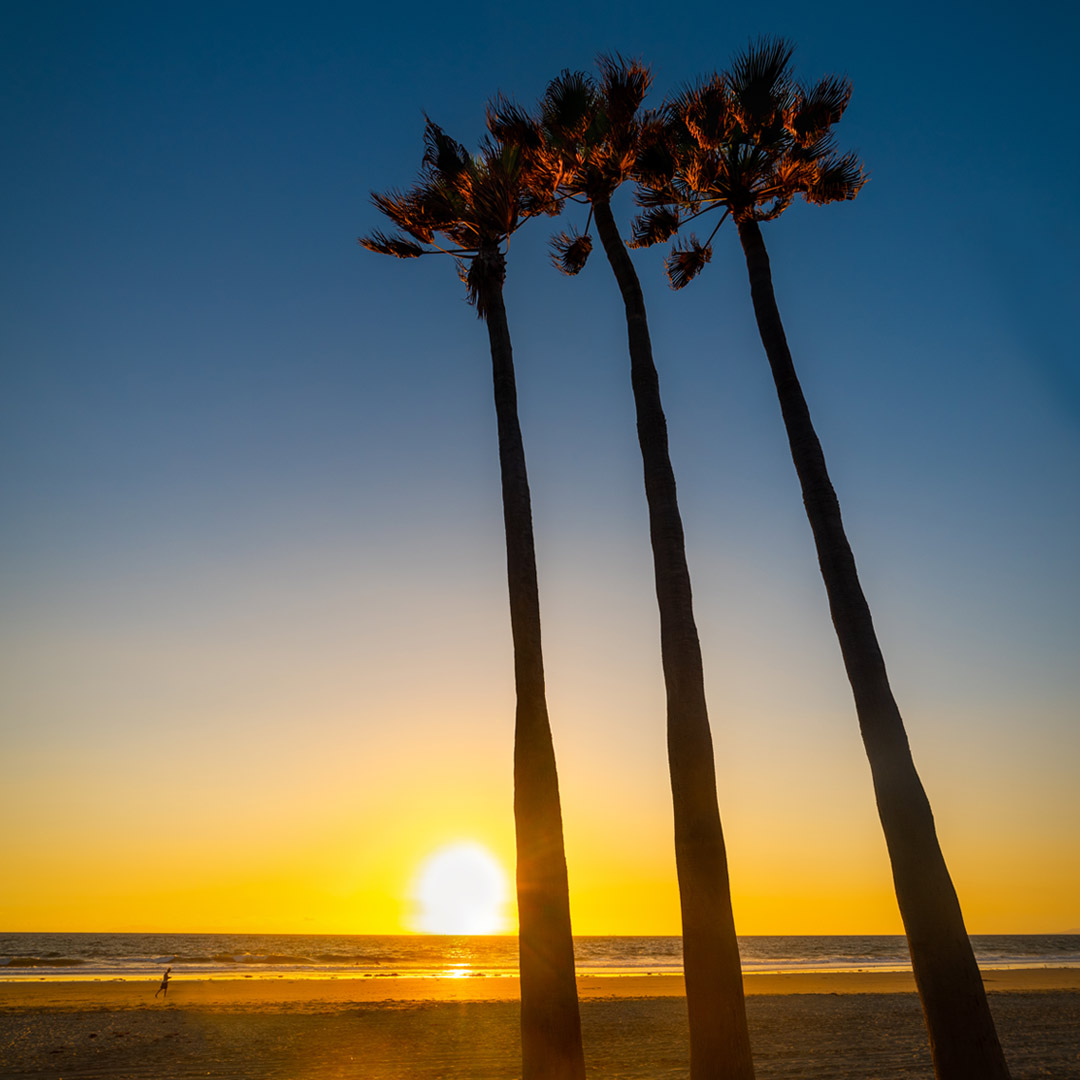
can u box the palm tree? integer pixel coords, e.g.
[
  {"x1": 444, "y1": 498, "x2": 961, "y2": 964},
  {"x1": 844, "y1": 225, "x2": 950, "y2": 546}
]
[
  {"x1": 491, "y1": 59, "x2": 756, "y2": 1080},
  {"x1": 632, "y1": 39, "x2": 1010, "y2": 1080},
  {"x1": 361, "y1": 121, "x2": 586, "y2": 1080}
]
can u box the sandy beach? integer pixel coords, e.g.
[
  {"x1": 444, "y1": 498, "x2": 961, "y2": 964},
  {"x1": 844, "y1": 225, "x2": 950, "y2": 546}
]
[{"x1": 2, "y1": 969, "x2": 1077, "y2": 1078}]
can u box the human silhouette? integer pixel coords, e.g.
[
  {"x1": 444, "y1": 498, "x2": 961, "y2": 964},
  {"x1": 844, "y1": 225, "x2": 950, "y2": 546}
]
[{"x1": 154, "y1": 967, "x2": 171, "y2": 999}]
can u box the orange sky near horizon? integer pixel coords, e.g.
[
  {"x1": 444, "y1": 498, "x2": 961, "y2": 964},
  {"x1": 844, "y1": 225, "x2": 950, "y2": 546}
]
[
  {"x1": 3, "y1": 647, "x2": 1076, "y2": 936},
  {"x1": 2, "y1": 498, "x2": 1077, "y2": 937}
]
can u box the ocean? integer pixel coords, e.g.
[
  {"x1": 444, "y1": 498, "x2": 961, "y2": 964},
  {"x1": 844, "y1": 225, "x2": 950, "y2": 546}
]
[{"x1": 1, "y1": 933, "x2": 1077, "y2": 980}]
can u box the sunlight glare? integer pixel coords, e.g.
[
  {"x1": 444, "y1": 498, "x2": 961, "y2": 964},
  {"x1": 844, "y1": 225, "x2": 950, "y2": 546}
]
[{"x1": 412, "y1": 842, "x2": 509, "y2": 934}]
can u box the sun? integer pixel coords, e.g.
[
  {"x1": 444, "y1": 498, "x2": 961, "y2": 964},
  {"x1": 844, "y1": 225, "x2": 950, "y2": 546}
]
[{"x1": 411, "y1": 842, "x2": 510, "y2": 934}]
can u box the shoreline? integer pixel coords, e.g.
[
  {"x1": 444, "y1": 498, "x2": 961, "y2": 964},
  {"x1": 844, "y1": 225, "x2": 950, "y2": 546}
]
[{"x1": 2, "y1": 966, "x2": 1077, "y2": 1009}]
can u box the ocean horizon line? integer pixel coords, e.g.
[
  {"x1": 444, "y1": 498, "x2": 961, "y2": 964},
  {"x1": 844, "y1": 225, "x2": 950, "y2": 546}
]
[{"x1": 3, "y1": 930, "x2": 1077, "y2": 982}]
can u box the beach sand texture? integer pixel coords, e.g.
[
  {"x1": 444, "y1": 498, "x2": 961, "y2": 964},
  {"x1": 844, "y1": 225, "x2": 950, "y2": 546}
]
[{"x1": 2, "y1": 971, "x2": 1078, "y2": 1079}]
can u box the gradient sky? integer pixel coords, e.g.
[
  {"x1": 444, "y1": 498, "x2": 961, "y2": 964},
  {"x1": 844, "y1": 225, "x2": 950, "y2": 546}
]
[{"x1": 2, "y1": 0, "x2": 1078, "y2": 936}]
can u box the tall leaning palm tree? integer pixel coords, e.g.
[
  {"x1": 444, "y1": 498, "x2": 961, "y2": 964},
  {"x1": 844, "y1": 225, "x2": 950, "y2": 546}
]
[
  {"x1": 633, "y1": 39, "x2": 1010, "y2": 1080},
  {"x1": 361, "y1": 121, "x2": 586, "y2": 1080},
  {"x1": 491, "y1": 59, "x2": 756, "y2": 1080}
]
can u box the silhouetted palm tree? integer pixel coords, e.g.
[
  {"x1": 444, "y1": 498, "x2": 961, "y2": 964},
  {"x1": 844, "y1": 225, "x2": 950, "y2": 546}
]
[
  {"x1": 633, "y1": 39, "x2": 1010, "y2": 1080},
  {"x1": 491, "y1": 59, "x2": 755, "y2": 1080},
  {"x1": 361, "y1": 121, "x2": 586, "y2": 1080}
]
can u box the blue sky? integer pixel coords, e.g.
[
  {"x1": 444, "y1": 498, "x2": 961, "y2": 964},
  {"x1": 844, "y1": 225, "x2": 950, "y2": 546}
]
[{"x1": 2, "y1": 0, "x2": 1078, "y2": 932}]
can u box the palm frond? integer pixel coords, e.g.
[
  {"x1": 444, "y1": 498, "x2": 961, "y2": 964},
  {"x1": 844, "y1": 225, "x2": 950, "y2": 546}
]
[
  {"x1": 803, "y1": 151, "x2": 866, "y2": 205},
  {"x1": 422, "y1": 119, "x2": 470, "y2": 180},
  {"x1": 665, "y1": 234, "x2": 712, "y2": 289},
  {"x1": 753, "y1": 192, "x2": 795, "y2": 221},
  {"x1": 729, "y1": 36, "x2": 794, "y2": 98},
  {"x1": 541, "y1": 70, "x2": 598, "y2": 142},
  {"x1": 471, "y1": 148, "x2": 520, "y2": 239},
  {"x1": 787, "y1": 130, "x2": 837, "y2": 164},
  {"x1": 789, "y1": 75, "x2": 852, "y2": 144},
  {"x1": 358, "y1": 230, "x2": 425, "y2": 258},
  {"x1": 369, "y1": 188, "x2": 436, "y2": 242},
  {"x1": 596, "y1": 53, "x2": 651, "y2": 130},
  {"x1": 490, "y1": 117, "x2": 566, "y2": 216},
  {"x1": 771, "y1": 156, "x2": 816, "y2": 193},
  {"x1": 728, "y1": 141, "x2": 779, "y2": 203},
  {"x1": 407, "y1": 180, "x2": 463, "y2": 239},
  {"x1": 603, "y1": 132, "x2": 640, "y2": 181},
  {"x1": 522, "y1": 183, "x2": 565, "y2": 218},
  {"x1": 633, "y1": 113, "x2": 680, "y2": 190},
  {"x1": 683, "y1": 148, "x2": 726, "y2": 195},
  {"x1": 487, "y1": 136, "x2": 523, "y2": 176},
  {"x1": 634, "y1": 182, "x2": 679, "y2": 209},
  {"x1": 678, "y1": 74, "x2": 731, "y2": 151},
  {"x1": 487, "y1": 95, "x2": 543, "y2": 151},
  {"x1": 550, "y1": 227, "x2": 593, "y2": 275},
  {"x1": 728, "y1": 37, "x2": 795, "y2": 132},
  {"x1": 629, "y1": 206, "x2": 681, "y2": 248}
]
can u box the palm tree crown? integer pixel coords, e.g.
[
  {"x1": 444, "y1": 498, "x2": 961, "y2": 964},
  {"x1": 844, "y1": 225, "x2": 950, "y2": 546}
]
[
  {"x1": 632, "y1": 38, "x2": 865, "y2": 286},
  {"x1": 488, "y1": 56, "x2": 651, "y2": 275},
  {"x1": 361, "y1": 119, "x2": 559, "y2": 314}
]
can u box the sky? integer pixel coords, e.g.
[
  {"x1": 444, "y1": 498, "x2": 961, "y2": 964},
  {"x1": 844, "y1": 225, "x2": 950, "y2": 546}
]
[{"x1": 2, "y1": 0, "x2": 1078, "y2": 936}]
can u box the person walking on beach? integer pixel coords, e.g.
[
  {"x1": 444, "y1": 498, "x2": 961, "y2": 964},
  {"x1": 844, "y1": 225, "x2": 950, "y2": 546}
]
[{"x1": 154, "y1": 967, "x2": 171, "y2": 999}]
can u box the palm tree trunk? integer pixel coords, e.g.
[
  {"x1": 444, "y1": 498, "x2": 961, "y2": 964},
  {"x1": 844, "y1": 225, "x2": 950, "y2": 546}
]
[
  {"x1": 735, "y1": 217, "x2": 1010, "y2": 1080},
  {"x1": 481, "y1": 246, "x2": 587, "y2": 1080},
  {"x1": 594, "y1": 198, "x2": 755, "y2": 1080}
]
